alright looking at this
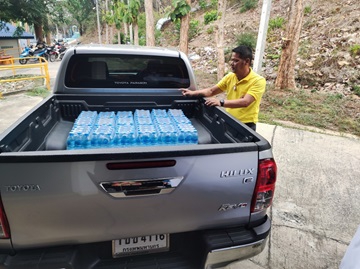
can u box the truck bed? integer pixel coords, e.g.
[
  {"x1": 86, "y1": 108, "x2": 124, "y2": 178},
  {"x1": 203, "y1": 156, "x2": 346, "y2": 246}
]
[{"x1": 0, "y1": 93, "x2": 268, "y2": 156}]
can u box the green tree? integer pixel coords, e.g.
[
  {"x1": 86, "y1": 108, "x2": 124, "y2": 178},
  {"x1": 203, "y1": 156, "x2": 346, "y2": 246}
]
[
  {"x1": 168, "y1": 0, "x2": 191, "y2": 53},
  {"x1": 48, "y1": 1, "x2": 71, "y2": 40},
  {"x1": 0, "y1": 0, "x2": 52, "y2": 41},
  {"x1": 128, "y1": 0, "x2": 141, "y2": 45},
  {"x1": 65, "y1": 0, "x2": 95, "y2": 36}
]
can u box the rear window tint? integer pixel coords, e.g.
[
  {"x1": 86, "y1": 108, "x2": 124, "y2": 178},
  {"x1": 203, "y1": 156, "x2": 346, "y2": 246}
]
[{"x1": 65, "y1": 54, "x2": 190, "y2": 88}]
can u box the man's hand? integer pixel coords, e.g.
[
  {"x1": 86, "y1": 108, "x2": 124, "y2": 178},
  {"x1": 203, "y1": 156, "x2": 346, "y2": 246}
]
[
  {"x1": 180, "y1": 88, "x2": 194, "y2": 97},
  {"x1": 205, "y1": 98, "x2": 220, "y2": 107}
]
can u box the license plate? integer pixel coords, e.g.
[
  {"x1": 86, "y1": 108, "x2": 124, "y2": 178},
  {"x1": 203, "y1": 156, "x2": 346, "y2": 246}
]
[{"x1": 112, "y1": 234, "x2": 169, "y2": 257}]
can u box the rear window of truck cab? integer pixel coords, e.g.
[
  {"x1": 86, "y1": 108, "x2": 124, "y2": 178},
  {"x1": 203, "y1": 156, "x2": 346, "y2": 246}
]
[{"x1": 65, "y1": 54, "x2": 191, "y2": 88}]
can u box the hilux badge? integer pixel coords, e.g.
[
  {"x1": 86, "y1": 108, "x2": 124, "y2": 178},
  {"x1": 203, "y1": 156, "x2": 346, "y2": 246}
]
[{"x1": 220, "y1": 168, "x2": 254, "y2": 178}]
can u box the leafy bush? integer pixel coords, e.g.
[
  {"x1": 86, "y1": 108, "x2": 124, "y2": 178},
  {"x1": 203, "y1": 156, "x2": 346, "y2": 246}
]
[
  {"x1": 210, "y1": 0, "x2": 218, "y2": 8},
  {"x1": 240, "y1": 0, "x2": 258, "y2": 13},
  {"x1": 189, "y1": 20, "x2": 200, "y2": 40},
  {"x1": 235, "y1": 32, "x2": 256, "y2": 50},
  {"x1": 269, "y1": 16, "x2": 285, "y2": 30},
  {"x1": 199, "y1": 0, "x2": 207, "y2": 9},
  {"x1": 204, "y1": 10, "x2": 218, "y2": 24}
]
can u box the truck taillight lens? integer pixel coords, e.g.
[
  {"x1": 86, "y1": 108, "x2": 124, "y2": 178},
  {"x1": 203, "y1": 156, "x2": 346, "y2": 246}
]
[
  {"x1": 251, "y1": 159, "x2": 277, "y2": 213},
  {"x1": 0, "y1": 199, "x2": 10, "y2": 239}
]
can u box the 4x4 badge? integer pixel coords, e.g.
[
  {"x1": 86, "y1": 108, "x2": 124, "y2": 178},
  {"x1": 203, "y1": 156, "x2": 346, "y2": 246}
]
[{"x1": 218, "y1": 203, "x2": 248, "y2": 211}]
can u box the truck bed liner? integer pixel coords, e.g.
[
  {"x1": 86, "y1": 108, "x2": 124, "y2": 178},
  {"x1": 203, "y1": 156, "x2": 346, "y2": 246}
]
[{"x1": 0, "y1": 94, "x2": 264, "y2": 154}]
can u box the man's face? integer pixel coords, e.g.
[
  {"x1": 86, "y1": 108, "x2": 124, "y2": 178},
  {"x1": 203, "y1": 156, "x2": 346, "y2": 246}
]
[{"x1": 229, "y1": 52, "x2": 249, "y2": 72}]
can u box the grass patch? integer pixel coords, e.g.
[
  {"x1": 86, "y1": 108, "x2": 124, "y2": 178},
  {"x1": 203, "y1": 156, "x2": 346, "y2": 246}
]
[
  {"x1": 304, "y1": 5, "x2": 312, "y2": 15},
  {"x1": 352, "y1": 85, "x2": 360, "y2": 97},
  {"x1": 350, "y1": 44, "x2": 360, "y2": 56},
  {"x1": 204, "y1": 10, "x2": 218, "y2": 25},
  {"x1": 240, "y1": 0, "x2": 258, "y2": 13},
  {"x1": 27, "y1": 87, "x2": 51, "y2": 98},
  {"x1": 260, "y1": 86, "x2": 360, "y2": 136},
  {"x1": 269, "y1": 16, "x2": 285, "y2": 30}
]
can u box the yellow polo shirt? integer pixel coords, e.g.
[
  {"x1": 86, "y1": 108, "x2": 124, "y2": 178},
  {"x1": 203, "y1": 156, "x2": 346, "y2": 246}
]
[{"x1": 216, "y1": 68, "x2": 266, "y2": 123}]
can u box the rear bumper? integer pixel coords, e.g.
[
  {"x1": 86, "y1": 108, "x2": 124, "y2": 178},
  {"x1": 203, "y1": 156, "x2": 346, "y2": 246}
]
[
  {"x1": 203, "y1": 216, "x2": 270, "y2": 269},
  {"x1": 0, "y1": 216, "x2": 270, "y2": 269}
]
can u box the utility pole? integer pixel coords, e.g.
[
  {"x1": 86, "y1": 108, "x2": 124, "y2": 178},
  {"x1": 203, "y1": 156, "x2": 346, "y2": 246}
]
[{"x1": 253, "y1": 0, "x2": 272, "y2": 74}]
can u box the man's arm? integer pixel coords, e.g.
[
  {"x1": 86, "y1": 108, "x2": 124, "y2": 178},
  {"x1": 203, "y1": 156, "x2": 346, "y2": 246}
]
[
  {"x1": 221, "y1": 94, "x2": 255, "y2": 108},
  {"x1": 204, "y1": 94, "x2": 255, "y2": 107},
  {"x1": 181, "y1": 85, "x2": 222, "y2": 98}
]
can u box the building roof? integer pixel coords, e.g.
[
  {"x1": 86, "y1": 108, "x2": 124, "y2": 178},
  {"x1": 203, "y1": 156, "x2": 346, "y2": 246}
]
[{"x1": 0, "y1": 22, "x2": 34, "y2": 39}]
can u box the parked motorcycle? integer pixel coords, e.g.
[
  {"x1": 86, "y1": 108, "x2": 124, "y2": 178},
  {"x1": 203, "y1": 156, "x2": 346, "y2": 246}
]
[
  {"x1": 19, "y1": 44, "x2": 49, "y2": 64},
  {"x1": 19, "y1": 46, "x2": 33, "y2": 64},
  {"x1": 49, "y1": 43, "x2": 67, "y2": 62}
]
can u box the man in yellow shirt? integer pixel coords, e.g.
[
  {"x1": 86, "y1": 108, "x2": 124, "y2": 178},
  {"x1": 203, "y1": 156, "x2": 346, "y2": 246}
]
[{"x1": 181, "y1": 45, "x2": 266, "y2": 131}]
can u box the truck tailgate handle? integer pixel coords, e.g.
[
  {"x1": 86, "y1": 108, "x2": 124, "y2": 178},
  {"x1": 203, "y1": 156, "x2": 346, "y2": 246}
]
[{"x1": 100, "y1": 177, "x2": 183, "y2": 197}]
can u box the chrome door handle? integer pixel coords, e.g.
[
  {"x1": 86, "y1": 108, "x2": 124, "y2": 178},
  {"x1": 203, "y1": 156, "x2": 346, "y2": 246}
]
[{"x1": 100, "y1": 176, "x2": 184, "y2": 198}]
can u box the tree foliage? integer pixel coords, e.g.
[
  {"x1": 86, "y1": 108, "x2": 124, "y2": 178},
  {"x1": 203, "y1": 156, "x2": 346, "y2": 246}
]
[
  {"x1": 0, "y1": 0, "x2": 51, "y2": 38},
  {"x1": 168, "y1": 0, "x2": 191, "y2": 22},
  {"x1": 65, "y1": 0, "x2": 95, "y2": 36}
]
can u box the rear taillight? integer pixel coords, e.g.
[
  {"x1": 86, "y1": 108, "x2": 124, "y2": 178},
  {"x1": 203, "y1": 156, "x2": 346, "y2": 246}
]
[
  {"x1": 251, "y1": 158, "x2": 277, "y2": 213},
  {"x1": 0, "y1": 198, "x2": 10, "y2": 239}
]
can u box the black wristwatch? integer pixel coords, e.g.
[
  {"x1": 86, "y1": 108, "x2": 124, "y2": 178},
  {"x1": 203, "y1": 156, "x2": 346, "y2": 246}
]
[{"x1": 220, "y1": 99, "x2": 225, "y2": 107}]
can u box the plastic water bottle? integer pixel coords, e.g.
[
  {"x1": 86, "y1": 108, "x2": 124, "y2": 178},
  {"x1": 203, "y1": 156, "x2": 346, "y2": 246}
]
[
  {"x1": 117, "y1": 117, "x2": 134, "y2": 126},
  {"x1": 117, "y1": 111, "x2": 133, "y2": 118},
  {"x1": 74, "y1": 111, "x2": 97, "y2": 127},
  {"x1": 136, "y1": 117, "x2": 153, "y2": 125},
  {"x1": 177, "y1": 123, "x2": 198, "y2": 144},
  {"x1": 157, "y1": 124, "x2": 177, "y2": 144},
  {"x1": 66, "y1": 132, "x2": 75, "y2": 150},
  {"x1": 115, "y1": 125, "x2": 136, "y2": 146},
  {"x1": 137, "y1": 125, "x2": 157, "y2": 146},
  {"x1": 151, "y1": 109, "x2": 168, "y2": 118},
  {"x1": 96, "y1": 117, "x2": 115, "y2": 126},
  {"x1": 134, "y1": 109, "x2": 151, "y2": 119},
  {"x1": 67, "y1": 125, "x2": 92, "y2": 149},
  {"x1": 99, "y1": 111, "x2": 116, "y2": 118},
  {"x1": 90, "y1": 125, "x2": 115, "y2": 148}
]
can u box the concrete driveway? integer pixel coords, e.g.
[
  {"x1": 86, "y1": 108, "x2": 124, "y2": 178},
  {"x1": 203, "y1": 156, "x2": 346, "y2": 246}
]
[
  {"x1": 0, "y1": 60, "x2": 359, "y2": 269},
  {"x1": 229, "y1": 124, "x2": 360, "y2": 269}
]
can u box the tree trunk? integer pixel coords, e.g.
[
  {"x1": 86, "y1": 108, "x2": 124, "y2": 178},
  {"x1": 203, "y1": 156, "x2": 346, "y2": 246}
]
[
  {"x1": 179, "y1": 0, "x2": 191, "y2": 55},
  {"x1": 129, "y1": 23, "x2": 133, "y2": 44},
  {"x1": 275, "y1": 0, "x2": 304, "y2": 89},
  {"x1": 34, "y1": 22, "x2": 43, "y2": 42},
  {"x1": 144, "y1": 0, "x2": 155, "y2": 46},
  {"x1": 105, "y1": 0, "x2": 109, "y2": 44},
  {"x1": 110, "y1": 26, "x2": 114, "y2": 44},
  {"x1": 216, "y1": 0, "x2": 226, "y2": 80},
  {"x1": 134, "y1": 23, "x2": 139, "y2": 45}
]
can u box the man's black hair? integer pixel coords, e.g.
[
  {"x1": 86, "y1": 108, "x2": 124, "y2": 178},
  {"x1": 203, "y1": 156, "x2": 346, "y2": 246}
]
[{"x1": 232, "y1": 45, "x2": 253, "y2": 64}]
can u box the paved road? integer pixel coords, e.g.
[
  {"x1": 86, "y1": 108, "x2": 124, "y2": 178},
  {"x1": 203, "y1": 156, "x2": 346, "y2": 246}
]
[{"x1": 0, "y1": 60, "x2": 359, "y2": 269}]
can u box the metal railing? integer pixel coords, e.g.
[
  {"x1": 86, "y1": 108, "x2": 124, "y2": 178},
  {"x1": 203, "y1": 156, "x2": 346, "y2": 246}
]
[{"x1": 0, "y1": 57, "x2": 50, "y2": 96}]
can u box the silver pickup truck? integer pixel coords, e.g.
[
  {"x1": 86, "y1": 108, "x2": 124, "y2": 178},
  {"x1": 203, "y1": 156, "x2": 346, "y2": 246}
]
[{"x1": 0, "y1": 45, "x2": 277, "y2": 269}]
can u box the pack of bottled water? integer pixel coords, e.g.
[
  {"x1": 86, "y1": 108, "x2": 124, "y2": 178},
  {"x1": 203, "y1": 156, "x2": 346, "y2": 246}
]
[{"x1": 66, "y1": 109, "x2": 198, "y2": 150}]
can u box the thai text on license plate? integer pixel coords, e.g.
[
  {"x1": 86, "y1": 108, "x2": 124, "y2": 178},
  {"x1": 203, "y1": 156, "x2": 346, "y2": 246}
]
[{"x1": 112, "y1": 234, "x2": 169, "y2": 257}]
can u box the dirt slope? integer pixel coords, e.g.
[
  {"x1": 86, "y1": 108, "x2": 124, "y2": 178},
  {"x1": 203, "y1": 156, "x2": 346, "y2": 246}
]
[{"x1": 181, "y1": 0, "x2": 360, "y2": 95}]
